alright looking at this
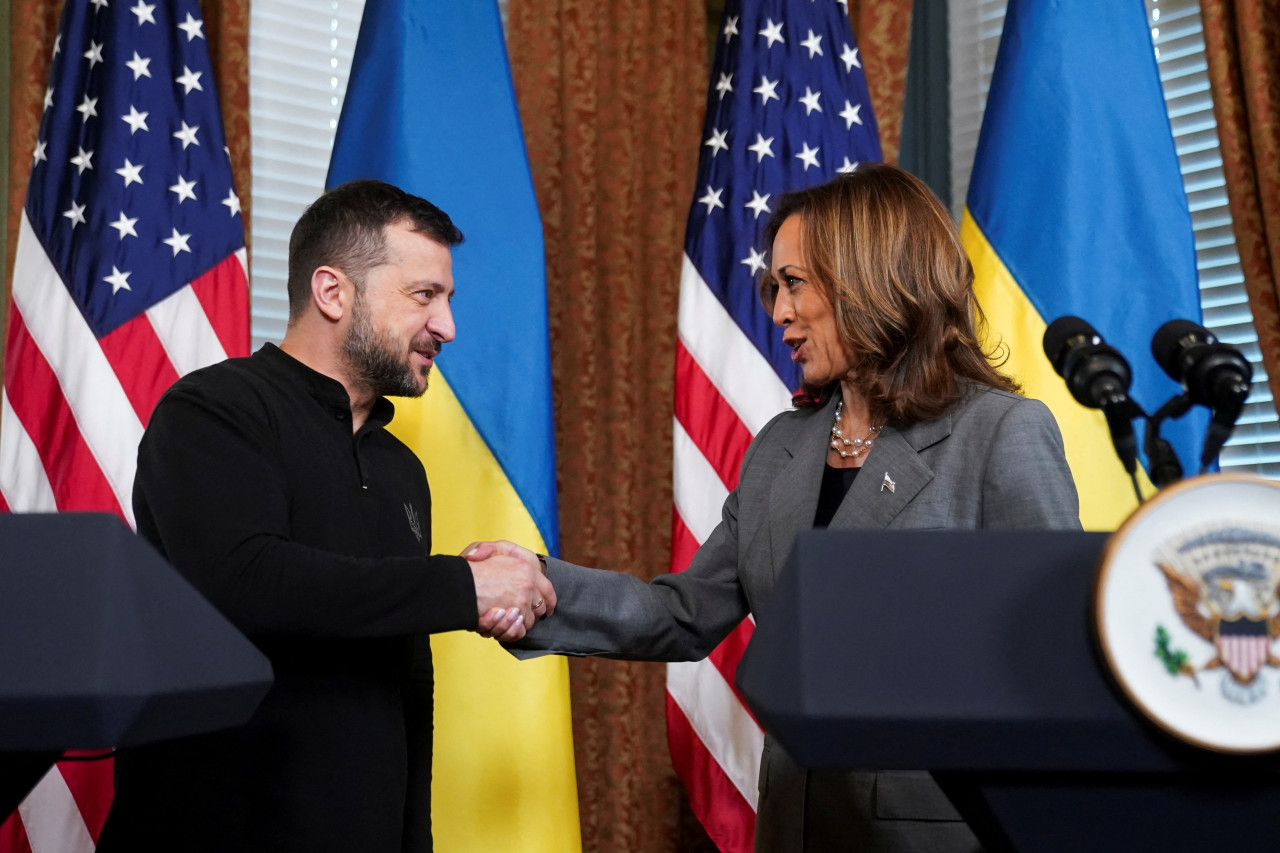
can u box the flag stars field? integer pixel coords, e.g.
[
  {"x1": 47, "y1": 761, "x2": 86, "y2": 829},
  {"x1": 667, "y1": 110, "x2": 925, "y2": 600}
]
[
  {"x1": 748, "y1": 132, "x2": 775, "y2": 161},
  {"x1": 221, "y1": 189, "x2": 241, "y2": 217},
  {"x1": 839, "y1": 100, "x2": 862, "y2": 128},
  {"x1": 116, "y1": 158, "x2": 144, "y2": 187},
  {"x1": 169, "y1": 175, "x2": 197, "y2": 203},
  {"x1": 745, "y1": 190, "x2": 771, "y2": 219},
  {"x1": 109, "y1": 212, "x2": 139, "y2": 239},
  {"x1": 70, "y1": 146, "x2": 94, "y2": 174},
  {"x1": 716, "y1": 73, "x2": 734, "y2": 99},
  {"x1": 699, "y1": 185, "x2": 726, "y2": 214},
  {"x1": 753, "y1": 75, "x2": 780, "y2": 105},
  {"x1": 758, "y1": 18, "x2": 785, "y2": 48},
  {"x1": 163, "y1": 227, "x2": 192, "y2": 256},
  {"x1": 126, "y1": 51, "x2": 152, "y2": 80},
  {"x1": 84, "y1": 40, "x2": 105, "y2": 68},
  {"x1": 800, "y1": 30, "x2": 823, "y2": 59},
  {"x1": 131, "y1": 1, "x2": 157, "y2": 25},
  {"x1": 705, "y1": 128, "x2": 730, "y2": 156},
  {"x1": 799, "y1": 87, "x2": 823, "y2": 115},
  {"x1": 104, "y1": 266, "x2": 132, "y2": 294},
  {"x1": 177, "y1": 12, "x2": 204, "y2": 41},
  {"x1": 122, "y1": 106, "x2": 149, "y2": 133},
  {"x1": 795, "y1": 142, "x2": 820, "y2": 171},
  {"x1": 840, "y1": 43, "x2": 861, "y2": 71},
  {"x1": 76, "y1": 95, "x2": 99, "y2": 122},
  {"x1": 176, "y1": 66, "x2": 203, "y2": 94},
  {"x1": 173, "y1": 121, "x2": 200, "y2": 149}
]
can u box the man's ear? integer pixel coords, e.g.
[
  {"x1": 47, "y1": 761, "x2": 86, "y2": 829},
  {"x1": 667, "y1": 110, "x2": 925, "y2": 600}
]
[{"x1": 311, "y1": 266, "x2": 348, "y2": 322}]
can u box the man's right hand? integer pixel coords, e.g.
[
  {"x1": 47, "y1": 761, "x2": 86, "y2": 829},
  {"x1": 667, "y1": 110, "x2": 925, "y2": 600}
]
[{"x1": 463, "y1": 541, "x2": 556, "y2": 641}]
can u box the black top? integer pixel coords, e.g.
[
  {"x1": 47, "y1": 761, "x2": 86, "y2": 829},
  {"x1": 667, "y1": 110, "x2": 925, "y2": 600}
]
[
  {"x1": 99, "y1": 343, "x2": 477, "y2": 853},
  {"x1": 813, "y1": 463, "x2": 860, "y2": 528}
]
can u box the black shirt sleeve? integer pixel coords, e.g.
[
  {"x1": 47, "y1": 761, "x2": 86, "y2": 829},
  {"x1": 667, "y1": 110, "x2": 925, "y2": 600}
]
[{"x1": 133, "y1": 379, "x2": 477, "y2": 640}]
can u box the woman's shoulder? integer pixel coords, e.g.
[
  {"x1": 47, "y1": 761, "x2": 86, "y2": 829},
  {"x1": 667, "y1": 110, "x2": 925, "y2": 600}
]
[{"x1": 955, "y1": 383, "x2": 1051, "y2": 418}]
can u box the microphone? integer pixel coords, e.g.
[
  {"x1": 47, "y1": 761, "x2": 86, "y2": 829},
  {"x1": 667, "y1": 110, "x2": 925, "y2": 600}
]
[
  {"x1": 1151, "y1": 319, "x2": 1252, "y2": 469},
  {"x1": 1043, "y1": 316, "x2": 1140, "y2": 476}
]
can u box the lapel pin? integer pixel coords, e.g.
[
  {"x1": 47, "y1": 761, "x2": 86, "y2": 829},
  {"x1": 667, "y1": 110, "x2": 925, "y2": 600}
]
[{"x1": 881, "y1": 472, "x2": 896, "y2": 493}]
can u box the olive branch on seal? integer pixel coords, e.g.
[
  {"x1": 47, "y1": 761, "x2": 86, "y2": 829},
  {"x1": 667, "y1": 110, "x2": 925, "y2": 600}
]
[{"x1": 1154, "y1": 624, "x2": 1199, "y2": 687}]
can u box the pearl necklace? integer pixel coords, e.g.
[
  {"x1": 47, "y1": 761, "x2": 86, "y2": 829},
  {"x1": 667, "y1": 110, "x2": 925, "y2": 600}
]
[{"x1": 829, "y1": 400, "x2": 880, "y2": 460}]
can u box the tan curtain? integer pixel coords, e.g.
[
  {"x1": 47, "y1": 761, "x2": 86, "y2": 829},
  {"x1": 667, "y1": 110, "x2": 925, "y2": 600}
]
[
  {"x1": 849, "y1": 0, "x2": 914, "y2": 166},
  {"x1": 507, "y1": 1, "x2": 715, "y2": 850},
  {"x1": 3, "y1": 0, "x2": 250, "y2": 377},
  {"x1": 1201, "y1": 0, "x2": 1280, "y2": 416}
]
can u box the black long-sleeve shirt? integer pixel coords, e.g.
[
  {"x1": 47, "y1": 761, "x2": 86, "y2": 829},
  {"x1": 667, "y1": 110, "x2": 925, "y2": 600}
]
[{"x1": 99, "y1": 343, "x2": 476, "y2": 853}]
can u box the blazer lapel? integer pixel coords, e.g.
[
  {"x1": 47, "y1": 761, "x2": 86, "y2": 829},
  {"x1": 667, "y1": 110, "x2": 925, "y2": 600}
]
[
  {"x1": 827, "y1": 408, "x2": 953, "y2": 530},
  {"x1": 766, "y1": 395, "x2": 838, "y2": 582}
]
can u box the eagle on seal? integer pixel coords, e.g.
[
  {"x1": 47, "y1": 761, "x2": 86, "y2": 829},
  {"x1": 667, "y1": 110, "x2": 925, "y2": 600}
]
[{"x1": 1154, "y1": 526, "x2": 1280, "y2": 704}]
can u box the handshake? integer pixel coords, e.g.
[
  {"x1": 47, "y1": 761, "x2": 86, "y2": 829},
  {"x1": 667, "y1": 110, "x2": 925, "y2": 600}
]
[{"x1": 462, "y1": 540, "x2": 556, "y2": 642}]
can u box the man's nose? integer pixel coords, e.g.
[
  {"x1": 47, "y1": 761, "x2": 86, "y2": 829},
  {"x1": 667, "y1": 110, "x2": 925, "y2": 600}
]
[{"x1": 430, "y1": 303, "x2": 456, "y2": 343}]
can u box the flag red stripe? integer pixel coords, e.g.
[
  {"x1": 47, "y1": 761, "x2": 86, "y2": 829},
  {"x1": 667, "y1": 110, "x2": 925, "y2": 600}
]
[
  {"x1": 98, "y1": 315, "x2": 180, "y2": 426},
  {"x1": 59, "y1": 761, "x2": 112, "y2": 843},
  {"x1": 675, "y1": 341, "x2": 753, "y2": 491},
  {"x1": 3, "y1": 309, "x2": 124, "y2": 517},
  {"x1": 0, "y1": 489, "x2": 9, "y2": 512},
  {"x1": 0, "y1": 814, "x2": 32, "y2": 853},
  {"x1": 189, "y1": 255, "x2": 251, "y2": 359},
  {"x1": 666, "y1": 694, "x2": 756, "y2": 853},
  {"x1": 671, "y1": 509, "x2": 700, "y2": 574}
]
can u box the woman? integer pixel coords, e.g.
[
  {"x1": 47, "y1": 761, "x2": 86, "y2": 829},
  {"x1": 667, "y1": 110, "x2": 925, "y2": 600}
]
[{"x1": 487, "y1": 164, "x2": 1080, "y2": 851}]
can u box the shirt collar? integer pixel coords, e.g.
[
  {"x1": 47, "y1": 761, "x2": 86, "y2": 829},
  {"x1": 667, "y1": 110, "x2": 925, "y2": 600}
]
[{"x1": 254, "y1": 343, "x2": 396, "y2": 430}]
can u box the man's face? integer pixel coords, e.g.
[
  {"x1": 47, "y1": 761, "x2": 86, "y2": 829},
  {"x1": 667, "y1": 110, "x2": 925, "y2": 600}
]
[{"x1": 341, "y1": 221, "x2": 455, "y2": 399}]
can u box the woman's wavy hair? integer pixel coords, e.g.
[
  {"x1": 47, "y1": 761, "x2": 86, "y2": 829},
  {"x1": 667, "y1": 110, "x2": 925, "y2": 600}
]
[{"x1": 761, "y1": 163, "x2": 1017, "y2": 425}]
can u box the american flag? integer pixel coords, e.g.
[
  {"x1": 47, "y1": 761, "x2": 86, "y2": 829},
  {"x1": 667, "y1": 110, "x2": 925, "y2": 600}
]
[
  {"x1": 0, "y1": 0, "x2": 247, "y2": 848},
  {"x1": 666, "y1": 0, "x2": 881, "y2": 849}
]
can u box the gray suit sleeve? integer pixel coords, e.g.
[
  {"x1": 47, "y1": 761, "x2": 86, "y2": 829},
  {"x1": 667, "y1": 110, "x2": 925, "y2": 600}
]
[
  {"x1": 980, "y1": 397, "x2": 1082, "y2": 530},
  {"x1": 508, "y1": 414, "x2": 797, "y2": 662},
  {"x1": 510, "y1": 499, "x2": 751, "y2": 662}
]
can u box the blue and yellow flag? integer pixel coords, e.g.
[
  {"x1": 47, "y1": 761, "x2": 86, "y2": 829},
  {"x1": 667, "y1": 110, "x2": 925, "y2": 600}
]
[
  {"x1": 327, "y1": 1, "x2": 578, "y2": 850},
  {"x1": 963, "y1": 0, "x2": 1209, "y2": 530}
]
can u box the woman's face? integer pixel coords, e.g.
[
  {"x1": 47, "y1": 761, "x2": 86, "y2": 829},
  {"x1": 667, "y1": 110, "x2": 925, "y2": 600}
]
[{"x1": 770, "y1": 215, "x2": 854, "y2": 387}]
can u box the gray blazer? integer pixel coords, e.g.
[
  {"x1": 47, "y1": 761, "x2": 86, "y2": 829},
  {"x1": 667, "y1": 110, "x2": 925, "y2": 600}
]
[{"x1": 518, "y1": 386, "x2": 1081, "y2": 852}]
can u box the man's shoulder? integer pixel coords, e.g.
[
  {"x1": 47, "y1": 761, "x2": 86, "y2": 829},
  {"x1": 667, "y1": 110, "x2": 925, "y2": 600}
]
[{"x1": 152, "y1": 352, "x2": 286, "y2": 429}]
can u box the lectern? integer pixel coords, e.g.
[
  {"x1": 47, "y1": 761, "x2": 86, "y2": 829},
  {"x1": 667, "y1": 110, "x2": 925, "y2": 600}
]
[
  {"x1": 736, "y1": 530, "x2": 1280, "y2": 852},
  {"x1": 0, "y1": 513, "x2": 272, "y2": 816}
]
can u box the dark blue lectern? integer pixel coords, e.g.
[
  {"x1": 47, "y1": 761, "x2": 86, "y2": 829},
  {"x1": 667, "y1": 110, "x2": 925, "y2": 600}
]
[
  {"x1": 737, "y1": 530, "x2": 1280, "y2": 852},
  {"x1": 0, "y1": 513, "x2": 272, "y2": 816}
]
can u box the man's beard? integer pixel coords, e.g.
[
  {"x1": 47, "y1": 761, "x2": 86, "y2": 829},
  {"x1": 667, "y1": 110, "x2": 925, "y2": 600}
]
[{"x1": 342, "y1": 293, "x2": 433, "y2": 398}]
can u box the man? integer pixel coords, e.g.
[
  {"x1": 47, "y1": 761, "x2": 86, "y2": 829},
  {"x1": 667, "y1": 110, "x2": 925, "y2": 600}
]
[{"x1": 97, "y1": 180, "x2": 551, "y2": 852}]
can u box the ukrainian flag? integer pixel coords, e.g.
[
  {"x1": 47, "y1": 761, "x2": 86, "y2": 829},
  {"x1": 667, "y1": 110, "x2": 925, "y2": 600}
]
[
  {"x1": 962, "y1": 0, "x2": 1209, "y2": 530},
  {"x1": 326, "y1": 1, "x2": 579, "y2": 849}
]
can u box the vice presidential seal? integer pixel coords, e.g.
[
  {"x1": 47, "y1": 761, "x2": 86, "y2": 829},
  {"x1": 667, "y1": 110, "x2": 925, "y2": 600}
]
[{"x1": 1095, "y1": 474, "x2": 1280, "y2": 753}]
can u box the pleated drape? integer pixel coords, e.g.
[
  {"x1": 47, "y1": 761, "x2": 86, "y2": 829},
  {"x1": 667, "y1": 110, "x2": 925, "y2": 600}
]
[{"x1": 1201, "y1": 0, "x2": 1280, "y2": 418}]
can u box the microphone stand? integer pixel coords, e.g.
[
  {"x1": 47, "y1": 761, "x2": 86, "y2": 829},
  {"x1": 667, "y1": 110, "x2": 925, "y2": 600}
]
[{"x1": 1143, "y1": 394, "x2": 1190, "y2": 489}]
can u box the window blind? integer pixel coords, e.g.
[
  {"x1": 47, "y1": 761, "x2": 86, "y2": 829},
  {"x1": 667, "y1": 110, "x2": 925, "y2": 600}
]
[
  {"x1": 248, "y1": 0, "x2": 366, "y2": 349},
  {"x1": 947, "y1": 0, "x2": 1278, "y2": 477}
]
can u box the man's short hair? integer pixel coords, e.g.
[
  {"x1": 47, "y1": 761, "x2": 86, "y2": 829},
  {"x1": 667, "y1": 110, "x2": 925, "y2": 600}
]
[{"x1": 286, "y1": 179, "x2": 464, "y2": 322}]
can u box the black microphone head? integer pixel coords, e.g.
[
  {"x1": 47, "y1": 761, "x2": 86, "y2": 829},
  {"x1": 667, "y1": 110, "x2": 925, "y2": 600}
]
[
  {"x1": 1043, "y1": 315, "x2": 1099, "y2": 375},
  {"x1": 1151, "y1": 318, "x2": 1211, "y2": 382},
  {"x1": 1151, "y1": 317, "x2": 1252, "y2": 409}
]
